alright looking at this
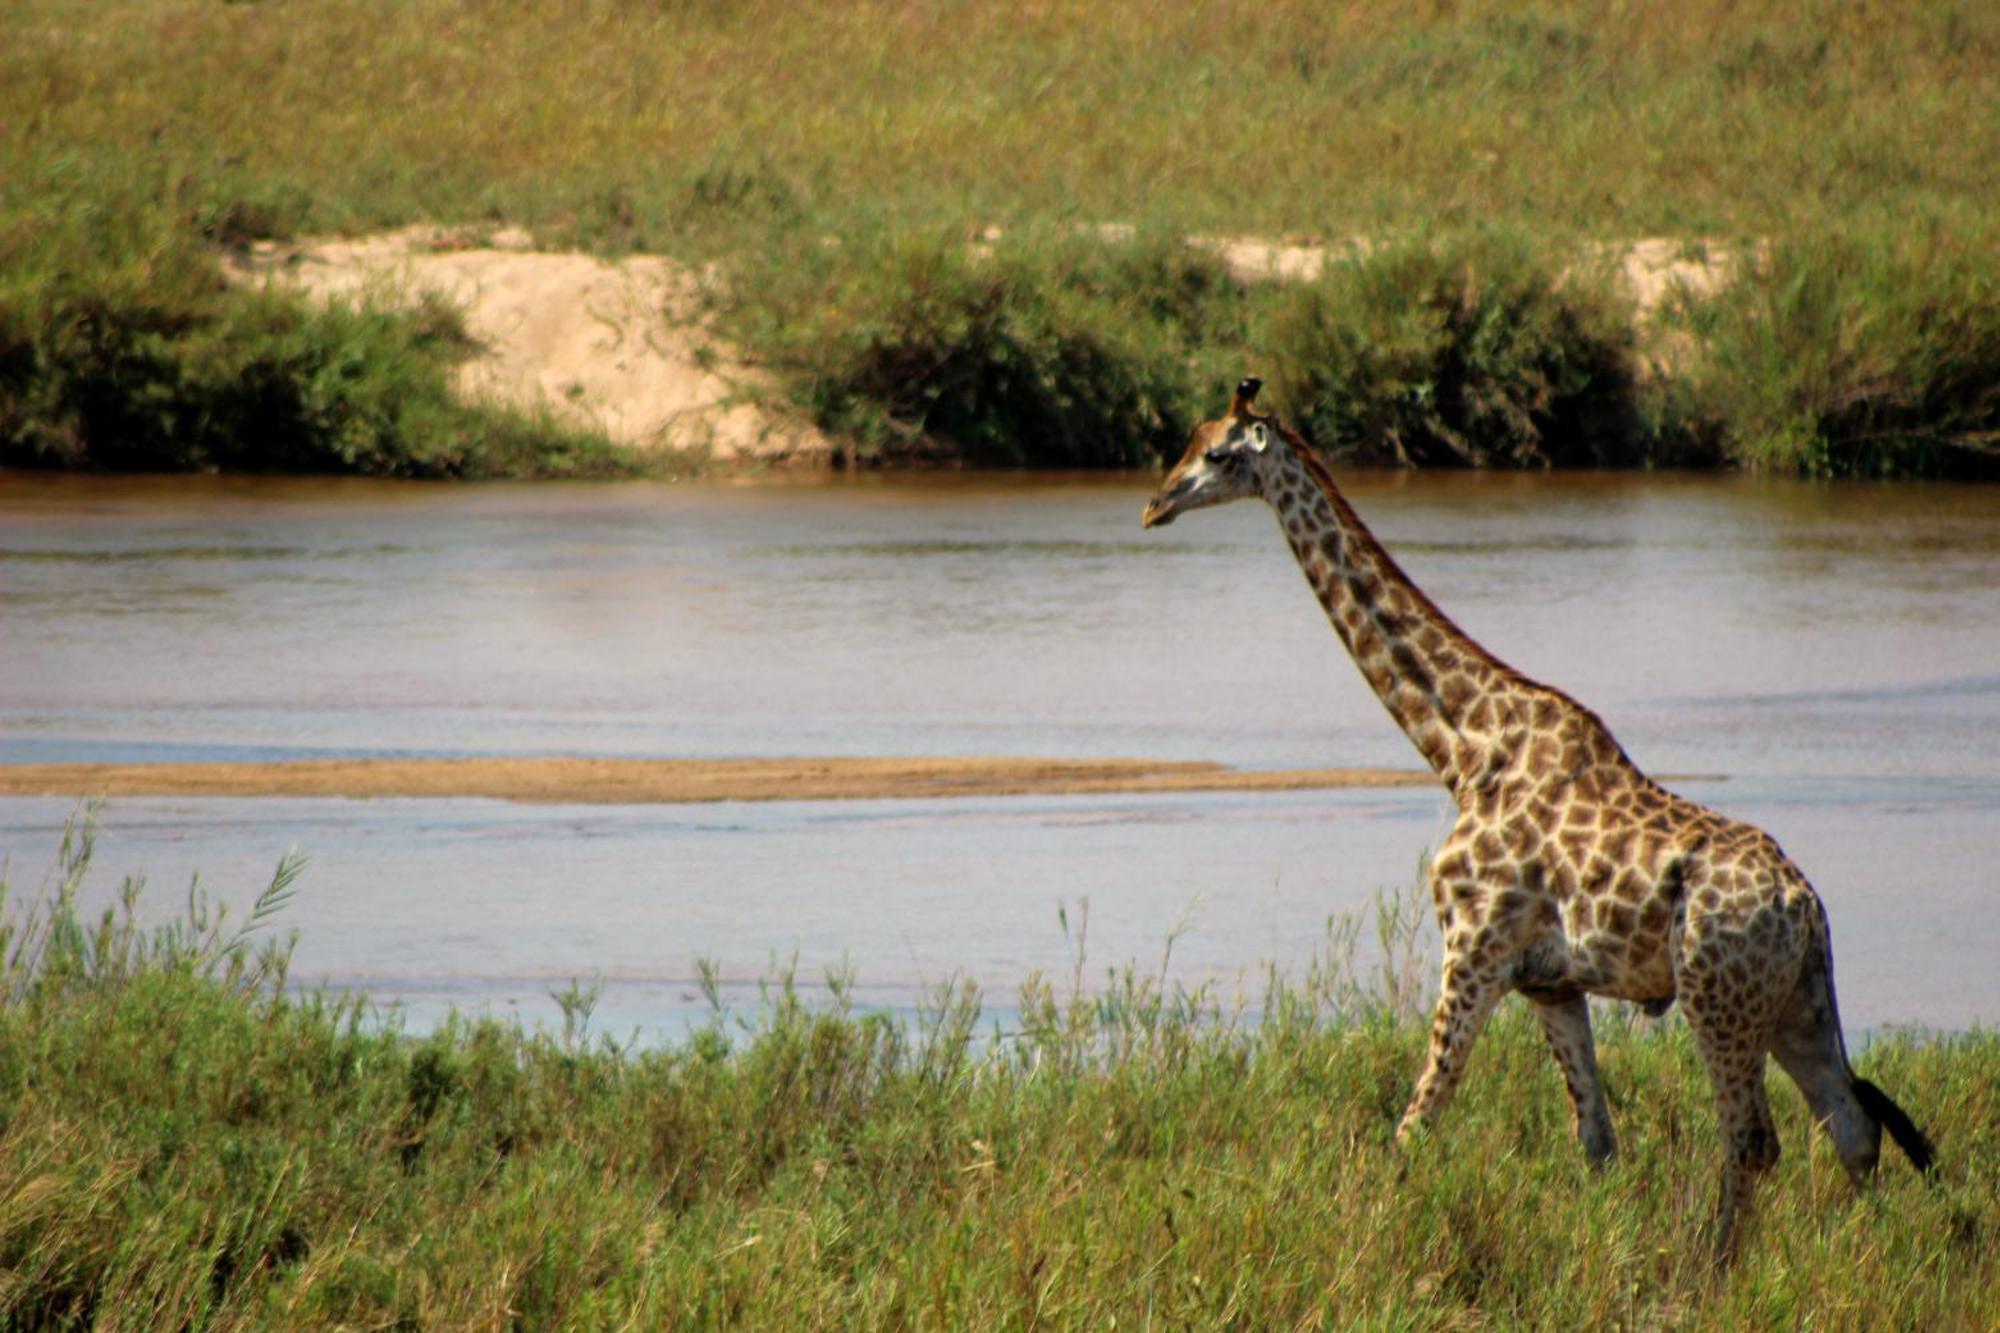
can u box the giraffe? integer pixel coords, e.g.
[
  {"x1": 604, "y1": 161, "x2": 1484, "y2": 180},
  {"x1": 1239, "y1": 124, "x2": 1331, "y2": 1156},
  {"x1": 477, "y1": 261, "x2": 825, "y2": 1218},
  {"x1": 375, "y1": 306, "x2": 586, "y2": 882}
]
[{"x1": 1141, "y1": 378, "x2": 1934, "y2": 1259}]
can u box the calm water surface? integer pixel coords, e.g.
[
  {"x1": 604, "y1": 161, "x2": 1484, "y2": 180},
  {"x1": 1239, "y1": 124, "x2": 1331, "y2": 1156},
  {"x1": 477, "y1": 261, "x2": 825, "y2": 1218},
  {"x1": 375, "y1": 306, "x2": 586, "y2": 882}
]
[{"x1": 3, "y1": 471, "x2": 1996, "y2": 1035}]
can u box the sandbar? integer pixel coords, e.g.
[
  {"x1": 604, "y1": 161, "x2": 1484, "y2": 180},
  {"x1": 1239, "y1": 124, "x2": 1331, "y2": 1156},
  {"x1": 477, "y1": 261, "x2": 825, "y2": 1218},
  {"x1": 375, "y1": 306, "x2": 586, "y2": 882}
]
[{"x1": 0, "y1": 757, "x2": 1431, "y2": 805}]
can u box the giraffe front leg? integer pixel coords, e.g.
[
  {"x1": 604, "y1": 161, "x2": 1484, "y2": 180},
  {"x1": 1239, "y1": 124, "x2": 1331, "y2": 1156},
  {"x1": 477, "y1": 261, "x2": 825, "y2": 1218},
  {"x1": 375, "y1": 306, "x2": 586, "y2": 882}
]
[
  {"x1": 1395, "y1": 954, "x2": 1507, "y2": 1146},
  {"x1": 1529, "y1": 991, "x2": 1617, "y2": 1167}
]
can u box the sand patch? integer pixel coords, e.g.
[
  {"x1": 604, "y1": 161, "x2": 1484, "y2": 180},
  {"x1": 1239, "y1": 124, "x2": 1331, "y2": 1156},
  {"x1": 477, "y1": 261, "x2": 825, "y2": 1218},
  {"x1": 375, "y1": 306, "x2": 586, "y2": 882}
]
[
  {"x1": 225, "y1": 225, "x2": 832, "y2": 464},
  {"x1": 0, "y1": 756, "x2": 1429, "y2": 805},
  {"x1": 1196, "y1": 232, "x2": 1745, "y2": 320},
  {"x1": 1194, "y1": 231, "x2": 1748, "y2": 383},
  {"x1": 1612, "y1": 238, "x2": 1743, "y2": 319},
  {"x1": 1195, "y1": 233, "x2": 1346, "y2": 284}
]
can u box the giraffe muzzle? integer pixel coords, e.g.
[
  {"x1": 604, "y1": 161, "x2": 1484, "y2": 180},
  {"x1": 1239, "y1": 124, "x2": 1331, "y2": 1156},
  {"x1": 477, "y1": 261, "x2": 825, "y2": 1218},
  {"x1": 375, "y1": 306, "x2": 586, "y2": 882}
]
[{"x1": 1141, "y1": 476, "x2": 1196, "y2": 528}]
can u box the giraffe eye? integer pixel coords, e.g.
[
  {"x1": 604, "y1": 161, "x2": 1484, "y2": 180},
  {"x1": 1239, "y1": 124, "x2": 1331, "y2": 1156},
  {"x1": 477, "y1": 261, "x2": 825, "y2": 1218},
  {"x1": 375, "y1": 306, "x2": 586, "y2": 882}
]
[{"x1": 1204, "y1": 446, "x2": 1231, "y2": 465}]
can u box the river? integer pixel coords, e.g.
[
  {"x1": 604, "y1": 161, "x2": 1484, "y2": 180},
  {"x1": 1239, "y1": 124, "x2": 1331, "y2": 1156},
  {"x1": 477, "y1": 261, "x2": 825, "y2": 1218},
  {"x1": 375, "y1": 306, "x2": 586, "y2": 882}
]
[{"x1": 3, "y1": 470, "x2": 1996, "y2": 1037}]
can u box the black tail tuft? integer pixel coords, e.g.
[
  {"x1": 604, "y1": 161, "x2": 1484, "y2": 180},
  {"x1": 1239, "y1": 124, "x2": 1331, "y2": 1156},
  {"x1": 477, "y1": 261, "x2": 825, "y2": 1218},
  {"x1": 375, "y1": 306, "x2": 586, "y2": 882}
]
[{"x1": 1853, "y1": 1077, "x2": 1936, "y2": 1174}]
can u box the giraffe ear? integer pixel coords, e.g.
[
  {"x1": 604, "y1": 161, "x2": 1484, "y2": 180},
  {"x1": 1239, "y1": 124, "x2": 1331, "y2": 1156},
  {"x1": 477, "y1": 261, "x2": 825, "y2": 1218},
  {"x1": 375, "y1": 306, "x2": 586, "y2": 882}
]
[{"x1": 1246, "y1": 420, "x2": 1272, "y2": 453}]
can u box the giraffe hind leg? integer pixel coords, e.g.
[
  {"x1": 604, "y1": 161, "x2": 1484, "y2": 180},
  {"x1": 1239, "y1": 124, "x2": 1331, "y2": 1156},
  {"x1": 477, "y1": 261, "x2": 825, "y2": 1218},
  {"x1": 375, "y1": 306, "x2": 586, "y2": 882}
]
[
  {"x1": 1771, "y1": 943, "x2": 1935, "y2": 1180},
  {"x1": 1770, "y1": 986, "x2": 1881, "y2": 1185},
  {"x1": 1680, "y1": 933, "x2": 1784, "y2": 1264},
  {"x1": 1529, "y1": 990, "x2": 1617, "y2": 1166}
]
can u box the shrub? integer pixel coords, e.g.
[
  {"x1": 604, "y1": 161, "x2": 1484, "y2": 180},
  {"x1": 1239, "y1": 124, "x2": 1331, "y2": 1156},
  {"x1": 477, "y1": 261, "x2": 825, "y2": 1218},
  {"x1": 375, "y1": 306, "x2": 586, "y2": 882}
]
[
  {"x1": 720, "y1": 225, "x2": 1256, "y2": 466},
  {"x1": 1267, "y1": 232, "x2": 1649, "y2": 467},
  {"x1": 0, "y1": 178, "x2": 630, "y2": 478},
  {"x1": 1661, "y1": 218, "x2": 2000, "y2": 477}
]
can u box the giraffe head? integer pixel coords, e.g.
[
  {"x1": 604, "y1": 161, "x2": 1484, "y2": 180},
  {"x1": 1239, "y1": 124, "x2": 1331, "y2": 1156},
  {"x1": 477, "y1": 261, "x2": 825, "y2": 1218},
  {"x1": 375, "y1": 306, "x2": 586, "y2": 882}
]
[{"x1": 1141, "y1": 377, "x2": 1280, "y2": 528}]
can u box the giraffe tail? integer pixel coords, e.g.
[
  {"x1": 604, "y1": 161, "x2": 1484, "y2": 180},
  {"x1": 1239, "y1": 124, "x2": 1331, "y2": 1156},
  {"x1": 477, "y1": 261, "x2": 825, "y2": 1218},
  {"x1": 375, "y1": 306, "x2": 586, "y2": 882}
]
[
  {"x1": 1851, "y1": 1077, "x2": 1936, "y2": 1174},
  {"x1": 1812, "y1": 903, "x2": 1937, "y2": 1175}
]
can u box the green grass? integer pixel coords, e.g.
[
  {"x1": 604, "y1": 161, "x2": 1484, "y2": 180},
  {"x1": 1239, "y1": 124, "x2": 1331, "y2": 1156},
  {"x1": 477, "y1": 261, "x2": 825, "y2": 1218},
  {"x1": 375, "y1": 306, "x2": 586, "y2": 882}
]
[
  {"x1": 4, "y1": 0, "x2": 1999, "y2": 474},
  {"x1": 10, "y1": 0, "x2": 1992, "y2": 244},
  {"x1": 3, "y1": 814, "x2": 1994, "y2": 1327}
]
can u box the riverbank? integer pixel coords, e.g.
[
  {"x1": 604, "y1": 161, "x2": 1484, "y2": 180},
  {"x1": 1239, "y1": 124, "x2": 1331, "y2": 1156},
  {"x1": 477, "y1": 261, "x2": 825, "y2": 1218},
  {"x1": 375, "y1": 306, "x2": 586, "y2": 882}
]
[
  {"x1": 1, "y1": 827, "x2": 1993, "y2": 1327},
  {"x1": 208, "y1": 225, "x2": 1739, "y2": 473},
  {"x1": 0, "y1": 756, "x2": 1429, "y2": 804},
  {"x1": 5, "y1": 1, "x2": 1997, "y2": 478}
]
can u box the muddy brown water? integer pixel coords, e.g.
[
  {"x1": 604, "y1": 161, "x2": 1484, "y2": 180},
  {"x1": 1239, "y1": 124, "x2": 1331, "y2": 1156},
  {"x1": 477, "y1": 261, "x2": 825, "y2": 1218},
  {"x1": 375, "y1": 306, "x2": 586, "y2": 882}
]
[{"x1": 2, "y1": 470, "x2": 1996, "y2": 1037}]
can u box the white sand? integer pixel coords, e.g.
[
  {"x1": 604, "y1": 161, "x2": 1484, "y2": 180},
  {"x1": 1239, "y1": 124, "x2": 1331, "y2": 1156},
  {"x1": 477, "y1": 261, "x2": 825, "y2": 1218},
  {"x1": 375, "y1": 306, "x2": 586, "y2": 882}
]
[{"x1": 226, "y1": 225, "x2": 832, "y2": 464}]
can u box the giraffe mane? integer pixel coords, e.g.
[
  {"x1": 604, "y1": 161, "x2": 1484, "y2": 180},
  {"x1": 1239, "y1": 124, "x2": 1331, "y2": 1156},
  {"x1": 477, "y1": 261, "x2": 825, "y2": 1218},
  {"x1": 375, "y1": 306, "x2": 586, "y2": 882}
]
[{"x1": 1270, "y1": 416, "x2": 1504, "y2": 682}]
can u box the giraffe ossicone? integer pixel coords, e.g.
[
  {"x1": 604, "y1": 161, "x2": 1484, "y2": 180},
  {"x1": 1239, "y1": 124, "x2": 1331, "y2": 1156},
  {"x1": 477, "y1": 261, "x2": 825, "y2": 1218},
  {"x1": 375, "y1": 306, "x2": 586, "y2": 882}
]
[{"x1": 1143, "y1": 378, "x2": 1934, "y2": 1261}]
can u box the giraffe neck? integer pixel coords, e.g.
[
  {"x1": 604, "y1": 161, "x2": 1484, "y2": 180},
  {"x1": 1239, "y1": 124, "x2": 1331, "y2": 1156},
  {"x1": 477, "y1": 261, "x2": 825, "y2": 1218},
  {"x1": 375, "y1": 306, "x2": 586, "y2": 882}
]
[{"x1": 1264, "y1": 438, "x2": 1519, "y2": 795}]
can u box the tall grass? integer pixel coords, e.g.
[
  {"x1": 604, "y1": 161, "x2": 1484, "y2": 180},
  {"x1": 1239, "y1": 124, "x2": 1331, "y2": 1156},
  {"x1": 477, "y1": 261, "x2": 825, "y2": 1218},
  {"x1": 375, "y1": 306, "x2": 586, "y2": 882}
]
[{"x1": 2, "y1": 815, "x2": 1994, "y2": 1327}]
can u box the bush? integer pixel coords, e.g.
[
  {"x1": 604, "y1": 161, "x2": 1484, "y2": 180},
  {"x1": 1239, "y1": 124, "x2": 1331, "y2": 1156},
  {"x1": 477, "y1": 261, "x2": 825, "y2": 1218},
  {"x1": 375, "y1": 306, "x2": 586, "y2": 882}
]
[
  {"x1": 1661, "y1": 218, "x2": 2000, "y2": 477},
  {"x1": 1267, "y1": 232, "x2": 1650, "y2": 467},
  {"x1": 720, "y1": 225, "x2": 1256, "y2": 466},
  {"x1": 0, "y1": 179, "x2": 631, "y2": 478}
]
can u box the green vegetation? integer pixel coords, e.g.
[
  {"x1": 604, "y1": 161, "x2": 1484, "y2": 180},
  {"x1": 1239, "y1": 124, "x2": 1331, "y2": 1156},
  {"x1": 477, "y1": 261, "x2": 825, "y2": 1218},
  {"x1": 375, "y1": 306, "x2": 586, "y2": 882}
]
[
  {"x1": 0, "y1": 171, "x2": 636, "y2": 479},
  {"x1": 3, "y1": 818, "x2": 1995, "y2": 1327},
  {"x1": 1660, "y1": 220, "x2": 2000, "y2": 477},
  {"x1": 4, "y1": 0, "x2": 1998, "y2": 474},
  {"x1": 720, "y1": 226, "x2": 1254, "y2": 466},
  {"x1": 1269, "y1": 232, "x2": 1656, "y2": 468}
]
